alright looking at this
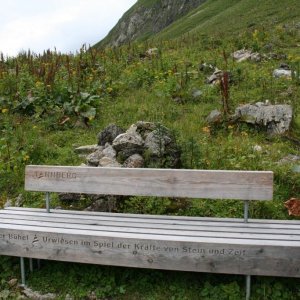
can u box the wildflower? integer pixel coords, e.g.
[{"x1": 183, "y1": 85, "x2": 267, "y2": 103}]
[
  {"x1": 107, "y1": 87, "x2": 113, "y2": 93},
  {"x1": 1, "y1": 108, "x2": 8, "y2": 113},
  {"x1": 202, "y1": 126, "x2": 211, "y2": 134},
  {"x1": 23, "y1": 155, "x2": 30, "y2": 161},
  {"x1": 228, "y1": 125, "x2": 234, "y2": 129}
]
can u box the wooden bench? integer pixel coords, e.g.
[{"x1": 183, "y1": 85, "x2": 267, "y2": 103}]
[{"x1": 0, "y1": 165, "x2": 299, "y2": 299}]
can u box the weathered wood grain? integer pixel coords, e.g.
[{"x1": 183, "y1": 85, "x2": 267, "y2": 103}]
[
  {"x1": 0, "y1": 226, "x2": 299, "y2": 277},
  {"x1": 1, "y1": 210, "x2": 300, "y2": 236},
  {"x1": 25, "y1": 165, "x2": 273, "y2": 200},
  {"x1": 1, "y1": 217, "x2": 300, "y2": 240},
  {"x1": 5, "y1": 208, "x2": 300, "y2": 229}
]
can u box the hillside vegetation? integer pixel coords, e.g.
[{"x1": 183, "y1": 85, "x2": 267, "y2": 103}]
[{"x1": 0, "y1": 0, "x2": 300, "y2": 298}]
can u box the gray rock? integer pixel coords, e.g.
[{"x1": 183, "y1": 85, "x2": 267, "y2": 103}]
[
  {"x1": 99, "y1": 157, "x2": 122, "y2": 167},
  {"x1": 191, "y1": 88, "x2": 203, "y2": 98},
  {"x1": 146, "y1": 48, "x2": 159, "y2": 57},
  {"x1": 199, "y1": 62, "x2": 215, "y2": 73},
  {"x1": 22, "y1": 287, "x2": 56, "y2": 300},
  {"x1": 136, "y1": 121, "x2": 156, "y2": 138},
  {"x1": 278, "y1": 154, "x2": 300, "y2": 165},
  {"x1": 15, "y1": 194, "x2": 24, "y2": 207},
  {"x1": 112, "y1": 125, "x2": 144, "y2": 159},
  {"x1": 4, "y1": 199, "x2": 12, "y2": 208},
  {"x1": 206, "y1": 69, "x2": 223, "y2": 84},
  {"x1": 59, "y1": 193, "x2": 81, "y2": 202},
  {"x1": 144, "y1": 130, "x2": 172, "y2": 156},
  {"x1": 84, "y1": 196, "x2": 117, "y2": 212},
  {"x1": 206, "y1": 110, "x2": 222, "y2": 124},
  {"x1": 97, "y1": 124, "x2": 125, "y2": 146},
  {"x1": 74, "y1": 145, "x2": 101, "y2": 155},
  {"x1": 279, "y1": 63, "x2": 290, "y2": 70},
  {"x1": 234, "y1": 103, "x2": 292, "y2": 135},
  {"x1": 123, "y1": 154, "x2": 144, "y2": 168},
  {"x1": 102, "y1": 143, "x2": 116, "y2": 159},
  {"x1": 8, "y1": 278, "x2": 18, "y2": 287},
  {"x1": 86, "y1": 148, "x2": 104, "y2": 166},
  {"x1": 144, "y1": 126, "x2": 181, "y2": 168},
  {"x1": 232, "y1": 49, "x2": 261, "y2": 62},
  {"x1": 273, "y1": 69, "x2": 292, "y2": 78}
]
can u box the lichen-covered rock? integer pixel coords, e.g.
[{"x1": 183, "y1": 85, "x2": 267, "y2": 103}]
[
  {"x1": 273, "y1": 69, "x2": 292, "y2": 78},
  {"x1": 112, "y1": 125, "x2": 144, "y2": 159},
  {"x1": 144, "y1": 130, "x2": 172, "y2": 156},
  {"x1": 84, "y1": 196, "x2": 117, "y2": 212},
  {"x1": 234, "y1": 103, "x2": 292, "y2": 135},
  {"x1": 86, "y1": 148, "x2": 104, "y2": 166},
  {"x1": 74, "y1": 144, "x2": 101, "y2": 155},
  {"x1": 99, "y1": 157, "x2": 122, "y2": 167},
  {"x1": 123, "y1": 154, "x2": 144, "y2": 168},
  {"x1": 232, "y1": 49, "x2": 261, "y2": 62},
  {"x1": 102, "y1": 143, "x2": 117, "y2": 159},
  {"x1": 206, "y1": 109, "x2": 222, "y2": 124},
  {"x1": 206, "y1": 69, "x2": 223, "y2": 84},
  {"x1": 97, "y1": 124, "x2": 125, "y2": 146},
  {"x1": 135, "y1": 121, "x2": 157, "y2": 139}
]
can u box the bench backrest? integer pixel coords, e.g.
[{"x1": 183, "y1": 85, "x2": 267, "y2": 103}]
[{"x1": 25, "y1": 165, "x2": 273, "y2": 201}]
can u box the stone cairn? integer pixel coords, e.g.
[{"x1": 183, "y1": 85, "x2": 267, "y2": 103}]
[{"x1": 62, "y1": 121, "x2": 181, "y2": 212}]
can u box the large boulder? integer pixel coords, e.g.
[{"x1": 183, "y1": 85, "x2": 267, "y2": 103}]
[{"x1": 234, "y1": 102, "x2": 292, "y2": 135}]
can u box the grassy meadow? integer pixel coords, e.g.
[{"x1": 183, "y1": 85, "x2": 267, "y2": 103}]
[{"x1": 0, "y1": 0, "x2": 300, "y2": 298}]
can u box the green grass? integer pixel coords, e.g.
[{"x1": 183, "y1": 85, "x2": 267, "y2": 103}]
[{"x1": 0, "y1": 0, "x2": 300, "y2": 298}]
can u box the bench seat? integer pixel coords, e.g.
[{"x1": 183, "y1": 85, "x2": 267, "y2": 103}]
[{"x1": 1, "y1": 206, "x2": 300, "y2": 278}]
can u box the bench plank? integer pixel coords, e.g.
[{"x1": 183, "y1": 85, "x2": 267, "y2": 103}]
[
  {"x1": 0, "y1": 224, "x2": 299, "y2": 277},
  {"x1": 25, "y1": 166, "x2": 273, "y2": 200},
  {"x1": 1, "y1": 210, "x2": 300, "y2": 235},
  {"x1": 5, "y1": 208, "x2": 300, "y2": 229},
  {"x1": 2, "y1": 217, "x2": 300, "y2": 241}
]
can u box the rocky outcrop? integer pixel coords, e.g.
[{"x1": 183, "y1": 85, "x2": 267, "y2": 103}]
[
  {"x1": 234, "y1": 102, "x2": 292, "y2": 135},
  {"x1": 97, "y1": 0, "x2": 207, "y2": 47},
  {"x1": 206, "y1": 102, "x2": 293, "y2": 135}
]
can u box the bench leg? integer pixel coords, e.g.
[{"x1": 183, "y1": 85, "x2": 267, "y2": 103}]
[
  {"x1": 29, "y1": 258, "x2": 33, "y2": 272},
  {"x1": 245, "y1": 275, "x2": 251, "y2": 300},
  {"x1": 20, "y1": 257, "x2": 26, "y2": 287}
]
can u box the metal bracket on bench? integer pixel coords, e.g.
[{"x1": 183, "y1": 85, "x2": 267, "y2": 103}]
[{"x1": 45, "y1": 192, "x2": 51, "y2": 213}]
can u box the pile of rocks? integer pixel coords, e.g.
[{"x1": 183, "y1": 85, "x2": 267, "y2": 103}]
[
  {"x1": 76, "y1": 121, "x2": 181, "y2": 169},
  {"x1": 70, "y1": 122, "x2": 181, "y2": 212}
]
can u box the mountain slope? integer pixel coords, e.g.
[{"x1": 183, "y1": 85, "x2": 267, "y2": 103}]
[
  {"x1": 96, "y1": 0, "x2": 300, "y2": 47},
  {"x1": 96, "y1": 0, "x2": 207, "y2": 47},
  {"x1": 156, "y1": 0, "x2": 300, "y2": 40}
]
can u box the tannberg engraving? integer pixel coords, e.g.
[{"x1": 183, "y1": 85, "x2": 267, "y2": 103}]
[{"x1": 34, "y1": 171, "x2": 77, "y2": 179}]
